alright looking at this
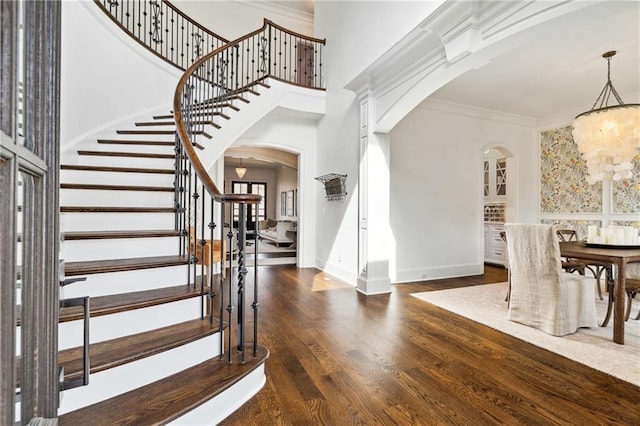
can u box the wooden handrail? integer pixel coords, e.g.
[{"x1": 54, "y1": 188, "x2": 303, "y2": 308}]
[{"x1": 174, "y1": 19, "x2": 325, "y2": 202}]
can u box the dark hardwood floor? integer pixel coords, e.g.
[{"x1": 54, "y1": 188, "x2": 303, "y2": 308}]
[{"x1": 221, "y1": 264, "x2": 639, "y2": 425}]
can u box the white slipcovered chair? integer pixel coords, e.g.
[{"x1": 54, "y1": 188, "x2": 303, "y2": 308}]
[{"x1": 503, "y1": 223, "x2": 597, "y2": 336}]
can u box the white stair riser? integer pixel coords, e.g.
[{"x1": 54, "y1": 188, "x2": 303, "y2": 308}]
[
  {"x1": 61, "y1": 212, "x2": 175, "y2": 232},
  {"x1": 60, "y1": 188, "x2": 174, "y2": 208},
  {"x1": 171, "y1": 363, "x2": 265, "y2": 426},
  {"x1": 61, "y1": 237, "x2": 179, "y2": 262},
  {"x1": 58, "y1": 333, "x2": 221, "y2": 415},
  {"x1": 61, "y1": 169, "x2": 175, "y2": 187},
  {"x1": 73, "y1": 155, "x2": 175, "y2": 169},
  {"x1": 60, "y1": 264, "x2": 189, "y2": 299},
  {"x1": 59, "y1": 297, "x2": 203, "y2": 349}
]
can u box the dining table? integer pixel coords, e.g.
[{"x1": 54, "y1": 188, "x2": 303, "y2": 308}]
[{"x1": 559, "y1": 241, "x2": 640, "y2": 345}]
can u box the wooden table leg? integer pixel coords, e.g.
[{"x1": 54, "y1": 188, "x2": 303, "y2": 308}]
[{"x1": 614, "y1": 260, "x2": 626, "y2": 345}]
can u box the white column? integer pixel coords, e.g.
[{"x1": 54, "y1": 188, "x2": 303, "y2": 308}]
[{"x1": 357, "y1": 96, "x2": 392, "y2": 295}]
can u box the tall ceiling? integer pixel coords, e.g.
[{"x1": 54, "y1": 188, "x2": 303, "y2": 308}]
[{"x1": 429, "y1": 1, "x2": 640, "y2": 120}]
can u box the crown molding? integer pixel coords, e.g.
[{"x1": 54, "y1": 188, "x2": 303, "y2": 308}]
[
  {"x1": 233, "y1": 0, "x2": 313, "y2": 27},
  {"x1": 419, "y1": 97, "x2": 537, "y2": 128}
]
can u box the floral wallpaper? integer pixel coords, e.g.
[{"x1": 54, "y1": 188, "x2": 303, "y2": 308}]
[
  {"x1": 540, "y1": 126, "x2": 602, "y2": 213},
  {"x1": 612, "y1": 154, "x2": 640, "y2": 213},
  {"x1": 541, "y1": 219, "x2": 602, "y2": 240},
  {"x1": 611, "y1": 220, "x2": 640, "y2": 229}
]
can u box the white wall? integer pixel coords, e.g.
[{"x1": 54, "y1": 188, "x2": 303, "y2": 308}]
[
  {"x1": 61, "y1": 1, "x2": 182, "y2": 149},
  {"x1": 313, "y1": 1, "x2": 444, "y2": 283},
  {"x1": 232, "y1": 109, "x2": 318, "y2": 268},
  {"x1": 171, "y1": 0, "x2": 314, "y2": 40},
  {"x1": 276, "y1": 166, "x2": 298, "y2": 221},
  {"x1": 389, "y1": 100, "x2": 538, "y2": 283}
]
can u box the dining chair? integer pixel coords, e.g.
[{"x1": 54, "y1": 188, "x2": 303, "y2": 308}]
[
  {"x1": 556, "y1": 229, "x2": 610, "y2": 300},
  {"x1": 499, "y1": 231, "x2": 511, "y2": 305},
  {"x1": 504, "y1": 223, "x2": 597, "y2": 336},
  {"x1": 601, "y1": 264, "x2": 640, "y2": 327}
]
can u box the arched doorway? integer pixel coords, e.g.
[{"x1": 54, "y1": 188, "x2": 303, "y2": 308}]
[{"x1": 223, "y1": 147, "x2": 300, "y2": 266}]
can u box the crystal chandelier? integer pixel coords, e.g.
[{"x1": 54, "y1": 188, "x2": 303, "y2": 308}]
[
  {"x1": 572, "y1": 51, "x2": 640, "y2": 184},
  {"x1": 235, "y1": 158, "x2": 247, "y2": 178}
]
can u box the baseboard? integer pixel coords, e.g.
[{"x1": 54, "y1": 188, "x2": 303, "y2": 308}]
[{"x1": 393, "y1": 263, "x2": 483, "y2": 284}]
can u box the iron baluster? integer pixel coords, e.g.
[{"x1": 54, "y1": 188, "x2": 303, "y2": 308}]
[
  {"x1": 219, "y1": 201, "x2": 226, "y2": 359},
  {"x1": 252, "y1": 216, "x2": 260, "y2": 357},
  {"x1": 208, "y1": 197, "x2": 216, "y2": 325},
  {"x1": 149, "y1": 0, "x2": 162, "y2": 45},
  {"x1": 199, "y1": 183, "x2": 206, "y2": 319},
  {"x1": 226, "y1": 203, "x2": 235, "y2": 363},
  {"x1": 237, "y1": 203, "x2": 247, "y2": 364}
]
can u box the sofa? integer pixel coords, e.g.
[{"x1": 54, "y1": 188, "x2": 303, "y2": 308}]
[{"x1": 258, "y1": 219, "x2": 296, "y2": 247}]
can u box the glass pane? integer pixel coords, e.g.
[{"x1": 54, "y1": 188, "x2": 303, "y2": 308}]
[
  {"x1": 496, "y1": 158, "x2": 506, "y2": 196},
  {"x1": 16, "y1": 0, "x2": 25, "y2": 147},
  {"x1": 15, "y1": 171, "x2": 31, "y2": 423},
  {"x1": 483, "y1": 160, "x2": 489, "y2": 196}
]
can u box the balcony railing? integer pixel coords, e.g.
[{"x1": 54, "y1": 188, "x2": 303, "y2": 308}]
[{"x1": 95, "y1": 0, "x2": 229, "y2": 70}]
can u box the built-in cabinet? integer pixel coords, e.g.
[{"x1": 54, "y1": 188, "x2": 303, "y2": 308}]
[
  {"x1": 484, "y1": 223, "x2": 507, "y2": 266},
  {"x1": 483, "y1": 149, "x2": 508, "y2": 266}
]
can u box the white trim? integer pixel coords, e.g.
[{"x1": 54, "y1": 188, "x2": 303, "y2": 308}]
[
  {"x1": 419, "y1": 97, "x2": 537, "y2": 127},
  {"x1": 230, "y1": 0, "x2": 314, "y2": 26},
  {"x1": 393, "y1": 263, "x2": 484, "y2": 284}
]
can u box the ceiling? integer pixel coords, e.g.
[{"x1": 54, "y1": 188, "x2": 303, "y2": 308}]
[
  {"x1": 429, "y1": 1, "x2": 640, "y2": 120},
  {"x1": 231, "y1": 1, "x2": 638, "y2": 169}
]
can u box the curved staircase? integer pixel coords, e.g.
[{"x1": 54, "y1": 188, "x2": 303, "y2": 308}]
[
  {"x1": 57, "y1": 113, "x2": 268, "y2": 424},
  {"x1": 53, "y1": 2, "x2": 325, "y2": 422}
]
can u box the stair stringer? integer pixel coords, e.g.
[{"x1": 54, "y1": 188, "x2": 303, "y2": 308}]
[{"x1": 187, "y1": 79, "x2": 325, "y2": 171}]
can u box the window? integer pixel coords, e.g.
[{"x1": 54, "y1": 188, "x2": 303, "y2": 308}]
[{"x1": 232, "y1": 181, "x2": 267, "y2": 229}]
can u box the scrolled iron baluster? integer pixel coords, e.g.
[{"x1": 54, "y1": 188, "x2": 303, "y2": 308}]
[
  {"x1": 237, "y1": 203, "x2": 247, "y2": 364},
  {"x1": 258, "y1": 35, "x2": 268, "y2": 76},
  {"x1": 217, "y1": 56, "x2": 228, "y2": 100},
  {"x1": 192, "y1": 32, "x2": 203, "y2": 59},
  {"x1": 149, "y1": 0, "x2": 162, "y2": 44},
  {"x1": 226, "y1": 203, "x2": 235, "y2": 363},
  {"x1": 218, "y1": 202, "x2": 226, "y2": 359}
]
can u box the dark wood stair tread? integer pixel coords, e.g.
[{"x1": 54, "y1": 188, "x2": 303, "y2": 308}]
[
  {"x1": 97, "y1": 139, "x2": 174, "y2": 146},
  {"x1": 58, "y1": 345, "x2": 268, "y2": 426},
  {"x1": 179, "y1": 110, "x2": 232, "y2": 120},
  {"x1": 60, "y1": 206, "x2": 175, "y2": 213},
  {"x1": 117, "y1": 129, "x2": 212, "y2": 139},
  {"x1": 77, "y1": 150, "x2": 174, "y2": 159},
  {"x1": 135, "y1": 121, "x2": 176, "y2": 126},
  {"x1": 64, "y1": 229, "x2": 180, "y2": 240},
  {"x1": 59, "y1": 317, "x2": 223, "y2": 382},
  {"x1": 59, "y1": 283, "x2": 207, "y2": 323},
  {"x1": 182, "y1": 101, "x2": 241, "y2": 112},
  {"x1": 61, "y1": 164, "x2": 174, "y2": 174},
  {"x1": 61, "y1": 183, "x2": 174, "y2": 192},
  {"x1": 64, "y1": 255, "x2": 188, "y2": 276}
]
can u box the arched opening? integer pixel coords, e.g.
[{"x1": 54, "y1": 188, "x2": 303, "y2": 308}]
[{"x1": 223, "y1": 147, "x2": 300, "y2": 266}]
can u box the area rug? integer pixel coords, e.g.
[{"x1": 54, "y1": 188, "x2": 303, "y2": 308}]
[{"x1": 412, "y1": 282, "x2": 640, "y2": 386}]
